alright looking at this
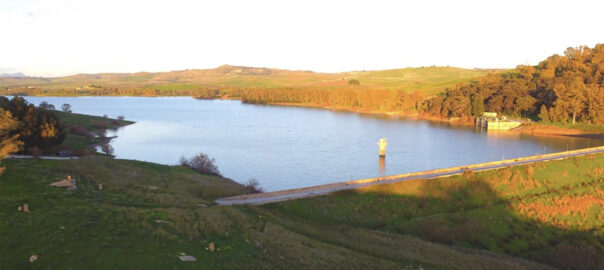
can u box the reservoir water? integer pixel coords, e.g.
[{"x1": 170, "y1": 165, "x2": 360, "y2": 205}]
[{"x1": 22, "y1": 97, "x2": 603, "y2": 191}]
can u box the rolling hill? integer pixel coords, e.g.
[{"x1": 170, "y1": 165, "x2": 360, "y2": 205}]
[{"x1": 0, "y1": 65, "x2": 497, "y2": 96}]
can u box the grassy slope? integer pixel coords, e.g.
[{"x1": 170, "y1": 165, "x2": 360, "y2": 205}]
[
  {"x1": 0, "y1": 65, "x2": 494, "y2": 96},
  {"x1": 53, "y1": 111, "x2": 134, "y2": 153},
  {"x1": 267, "y1": 153, "x2": 604, "y2": 270},
  {"x1": 0, "y1": 157, "x2": 550, "y2": 269}
]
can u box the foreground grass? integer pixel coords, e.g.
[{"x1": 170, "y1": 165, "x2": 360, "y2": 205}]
[
  {"x1": 0, "y1": 157, "x2": 549, "y2": 269},
  {"x1": 267, "y1": 153, "x2": 604, "y2": 270}
]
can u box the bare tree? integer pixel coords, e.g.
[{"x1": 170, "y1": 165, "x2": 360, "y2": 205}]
[
  {"x1": 101, "y1": 144, "x2": 114, "y2": 157},
  {"x1": 244, "y1": 178, "x2": 264, "y2": 194},
  {"x1": 179, "y1": 153, "x2": 221, "y2": 176}
]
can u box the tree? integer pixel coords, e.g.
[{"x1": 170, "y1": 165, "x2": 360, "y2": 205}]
[
  {"x1": 0, "y1": 109, "x2": 22, "y2": 174},
  {"x1": 243, "y1": 178, "x2": 264, "y2": 194},
  {"x1": 61, "y1": 103, "x2": 72, "y2": 113},
  {"x1": 39, "y1": 101, "x2": 55, "y2": 110},
  {"x1": 348, "y1": 79, "x2": 360, "y2": 86},
  {"x1": 471, "y1": 93, "x2": 484, "y2": 117},
  {"x1": 0, "y1": 96, "x2": 66, "y2": 154},
  {"x1": 538, "y1": 105, "x2": 550, "y2": 123}
]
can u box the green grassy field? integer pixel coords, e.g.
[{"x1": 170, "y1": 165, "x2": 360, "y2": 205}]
[
  {"x1": 1, "y1": 108, "x2": 596, "y2": 269},
  {"x1": 267, "y1": 154, "x2": 604, "y2": 269},
  {"x1": 0, "y1": 156, "x2": 556, "y2": 269},
  {"x1": 0, "y1": 65, "x2": 494, "y2": 97},
  {"x1": 53, "y1": 111, "x2": 134, "y2": 154}
]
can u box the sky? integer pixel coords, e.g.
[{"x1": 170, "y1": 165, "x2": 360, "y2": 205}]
[{"x1": 1, "y1": 0, "x2": 603, "y2": 77}]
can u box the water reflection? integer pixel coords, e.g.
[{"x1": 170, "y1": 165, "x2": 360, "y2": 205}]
[{"x1": 378, "y1": 157, "x2": 386, "y2": 177}]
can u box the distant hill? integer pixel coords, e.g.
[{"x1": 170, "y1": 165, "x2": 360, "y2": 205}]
[
  {"x1": 0, "y1": 72, "x2": 27, "y2": 78},
  {"x1": 0, "y1": 65, "x2": 496, "y2": 96}
]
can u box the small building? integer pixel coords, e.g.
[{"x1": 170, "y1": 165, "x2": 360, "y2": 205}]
[{"x1": 476, "y1": 112, "x2": 521, "y2": 130}]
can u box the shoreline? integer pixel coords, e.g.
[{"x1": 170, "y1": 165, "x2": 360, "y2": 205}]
[
  {"x1": 20, "y1": 94, "x2": 604, "y2": 139},
  {"x1": 238, "y1": 99, "x2": 603, "y2": 139}
]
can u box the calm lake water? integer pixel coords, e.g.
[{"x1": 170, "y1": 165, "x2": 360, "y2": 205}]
[{"x1": 22, "y1": 96, "x2": 603, "y2": 191}]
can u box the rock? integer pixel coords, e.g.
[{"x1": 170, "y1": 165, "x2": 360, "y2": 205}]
[
  {"x1": 209, "y1": 243, "x2": 215, "y2": 252},
  {"x1": 145, "y1": 186, "x2": 158, "y2": 191},
  {"x1": 178, "y1": 255, "x2": 196, "y2": 262},
  {"x1": 155, "y1": 220, "x2": 171, "y2": 224},
  {"x1": 23, "y1": 204, "x2": 30, "y2": 213},
  {"x1": 29, "y1": 255, "x2": 37, "y2": 262},
  {"x1": 17, "y1": 206, "x2": 22, "y2": 212},
  {"x1": 50, "y1": 175, "x2": 76, "y2": 190},
  {"x1": 198, "y1": 204, "x2": 208, "y2": 207},
  {"x1": 98, "y1": 183, "x2": 103, "y2": 191}
]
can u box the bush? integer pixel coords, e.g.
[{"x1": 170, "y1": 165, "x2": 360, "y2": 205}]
[
  {"x1": 28, "y1": 146, "x2": 43, "y2": 157},
  {"x1": 244, "y1": 178, "x2": 264, "y2": 194},
  {"x1": 69, "y1": 124, "x2": 90, "y2": 136},
  {"x1": 73, "y1": 148, "x2": 92, "y2": 157},
  {"x1": 91, "y1": 121, "x2": 108, "y2": 130},
  {"x1": 180, "y1": 153, "x2": 221, "y2": 176},
  {"x1": 348, "y1": 79, "x2": 360, "y2": 86}
]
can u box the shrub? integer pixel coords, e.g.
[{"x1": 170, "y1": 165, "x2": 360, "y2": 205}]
[
  {"x1": 73, "y1": 148, "x2": 92, "y2": 157},
  {"x1": 91, "y1": 121, "x2": 108, "y2": 130},
  {"x1": 180, "y1": 153, "x2": 221, "y2": 176},
  {"x1": 28, "y1": 146, "x2": 43, "y2": 157},
  {"x1": 69, "y1": 124, "x2": 90, "y2": 136},
  {"x1": 348, "y1": 79, "x2": 360, "y2": 86},
  {"x1": 244, "y1": 178, "x2": 264, "y2": 194}
]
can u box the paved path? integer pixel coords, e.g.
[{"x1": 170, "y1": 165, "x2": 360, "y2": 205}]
[
  {"x1": 216, "y1": 146, "x2": 604, "y2": 206},
  {"x1": 8, "y1": 154, "x2": 79, "y2": 160}
]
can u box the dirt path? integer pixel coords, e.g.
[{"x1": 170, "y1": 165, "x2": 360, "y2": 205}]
[
  {"x1": 8, "y1": 154, "x2": 79, "y2": 160},
  {"x1": 216, "y1": 146, "x2": 604, "y2": 205}
]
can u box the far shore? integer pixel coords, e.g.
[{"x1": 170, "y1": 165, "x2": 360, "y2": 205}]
[{"x1": 18, "y1": 94, "x2": 604, "y2": 140}]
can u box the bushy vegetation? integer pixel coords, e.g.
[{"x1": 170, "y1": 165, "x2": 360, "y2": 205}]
[
  {"x1": 424, "y1": 44, "x2": 604, "y2": 124},
  {"x1": 0, "y1": 96, "x2": 65, "y2": 155},
  {"x1": 0, "y1": 109, "x2": 22, "y2": 174},
  {"x1": 180, "y1": 153, "x2": 221, "y2": 176}
]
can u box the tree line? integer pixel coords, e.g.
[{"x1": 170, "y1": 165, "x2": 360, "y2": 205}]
[
  {"x1": 237, "y1": 88, "x2": 425, "y2": 112},
  {"x1": 423, "y1": 44, "x2": 604, "y2": 124}
]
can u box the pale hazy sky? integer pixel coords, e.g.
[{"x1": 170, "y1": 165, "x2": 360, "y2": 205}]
[{"x1": 1, "y1": 0, "x2": 603, "y2": 77}]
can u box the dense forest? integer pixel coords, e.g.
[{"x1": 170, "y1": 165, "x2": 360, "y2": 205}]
[{"x1": 424, "y1": 44, "x2": 604, "y2": 124}]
